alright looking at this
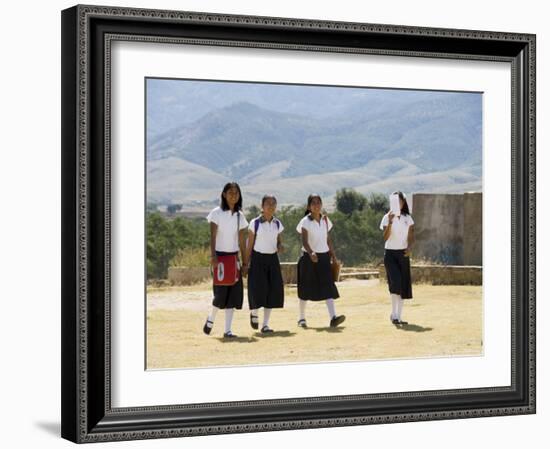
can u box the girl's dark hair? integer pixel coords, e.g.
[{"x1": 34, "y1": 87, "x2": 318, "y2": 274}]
[
  {"x1": 261, "y1": 194, "x2": 277, "y2": 207},
  {"x1": 220, "y1": 182, "x2": 243, "y2": 213},
  {"x1": 393, "y1": 191, "x2": 411, "y2": 216},
  {"x1": 304, "y1": 193, "x2": 323, "y2": 216}
]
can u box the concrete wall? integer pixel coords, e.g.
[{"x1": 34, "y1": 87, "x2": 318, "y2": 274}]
[
  {"x1": 463, "y1": 192, "x2": 483, "y2": 265},
  {"x1": 412, "y1": 192, "x2": 482, "y2": 265},
  {"x1": 412, "y1": 193, "x2": 465, "y2": 264}
]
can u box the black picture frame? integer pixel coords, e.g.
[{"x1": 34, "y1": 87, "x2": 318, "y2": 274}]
[{"x1": 61, "y1": 4, "x2": 536, "y2": 443}]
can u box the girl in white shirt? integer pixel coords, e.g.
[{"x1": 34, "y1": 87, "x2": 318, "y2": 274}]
[
  {"x1": 379, "y1": 191, "x2": 415, "y2": 325},
  {"x1": 245, "y1": 195, "x2": 285, "y2": 333},
  {"x1": 202, "y1": 182, "x2": 249, "y2": 338},
  {"x1": 296, "y1": 194, "x2": 345, "y2": 328}
]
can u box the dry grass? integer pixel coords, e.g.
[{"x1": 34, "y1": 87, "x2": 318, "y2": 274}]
[{"x1": 146, "y1": 279, "x2": 482, "y2": 369}]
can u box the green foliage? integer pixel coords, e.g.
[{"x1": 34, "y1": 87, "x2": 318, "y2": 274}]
[
  {"x1": 170, "y1": 246, "x2": 211, "y2": 268},
  {"x1": 330, "y1": 209, "x2": 386, "y2": 266},
  {"x1": 365, "y1": 192, "x2": 389, "y2": 214},
  {"x1": 335, "y1": 188, "x2": 367, "y2": 215},
  {"x1": 146, "y1": 212, "x2": 209, "y2": 279},
  {"x1": 166, "y1": 203, "x2": 183, "y2": 214}
]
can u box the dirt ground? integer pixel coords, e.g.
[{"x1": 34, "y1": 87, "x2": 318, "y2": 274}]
[{"x1": 146, "y1": 279, "x2": 482, "y2": 369}]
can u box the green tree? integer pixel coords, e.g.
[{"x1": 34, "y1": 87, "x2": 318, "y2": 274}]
[
  {"x1": 166, "y1": 204, "x2": 182, "y2": 214},
  {"x1": 335, "y1": 188, "x2": 367, "y2": 216},
  {"x1": 365, "y1": 192, "x2": 389, "y2": 214}
]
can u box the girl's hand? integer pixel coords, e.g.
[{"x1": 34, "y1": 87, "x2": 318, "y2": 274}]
[
  {"x1": 241, "y1": 264, "x2": 249, "y2": 277},
  {"x1": 331, "y1": 256, "x2": 339, "y2": 265},
  {"x1": 309, "y1": 252, "x2": 318, "y2": 263},
  {"x1": 210, "y1": 255, "x2": 218, "y2": 267},
  {"x1": 388, "y1": 212, "x2": 395, "y2": 224},
  {"x1": 404, "y1": 247, "x2": 412, "y2": 257}
]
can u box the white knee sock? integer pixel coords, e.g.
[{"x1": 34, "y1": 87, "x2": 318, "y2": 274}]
[
  {"x1": 207, "y1": 306, "x2": 219, "y2": 328},
  {"x1": 224, "y1": 308, "x2": 234, "y2": 334},
  {"x1": 263, "y1": 308, "x2": 272, "y2": 328},
  {"x1": 299, "y1": 300, "x2": 307, "y2": 321},
  {"x1": 326, "y1": 298, "x2": 336, "y2": 319},
  {"x1": 391, "y1": 294, "x2": 400, "y2": 320},
  {"x1": 396, "y1": 296, "x2": 404, "y2": 321}
]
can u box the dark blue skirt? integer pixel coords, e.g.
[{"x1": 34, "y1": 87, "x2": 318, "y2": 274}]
[
  {"x1": 297, "y1": 252, "x2": 340, "y2": 301},
  {"x1": 383, "y1": 249, "x2": 413, "y2": 299},
  {"x1": 247, "y1": 250, "x2": 284, "y2": 309}
]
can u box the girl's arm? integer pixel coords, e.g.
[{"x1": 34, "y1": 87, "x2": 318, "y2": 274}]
[
  {"x1": 301, "y1": 229, "x2": 318, "y2": 263},
  {"x1": 327, "y1": 232, "x2": 337, "y2": 263},
  {"x1": 209, "y1": 222, "x2": 218, "y2": 267},
  {"x1": 382, "y1": 212, "x2": 394, "y2": 241},
  {"x1": 277, "y1": 233, "x2": 284, "y2": 253},
  {"x1": 239, "y1": 227, "x2": 248, "y2": 274},
  {"x1": 245, "y1": 229, "x2": 255, "y2": 267}
]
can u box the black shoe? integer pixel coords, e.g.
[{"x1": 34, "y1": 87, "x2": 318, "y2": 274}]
[
  {"x1": 261, "y1": 325, "x2": 274, "y2": 334},
  {"x1": 391, "y1": 319, "x2": 400, "y2": 325},
  {"x1": 223, "y1": 331, "x2": 237, "y2": 339},
  {"x1": 330, "y1": 315, "x2": 346, "y2": 327},
  {"x1": 250, "y1": 314, "x2": 259, "y2": 330},
  {"x1": 297, "y1": 319, "x2": 307, "y2": 328},
  {"x1": 203, "y1": 319, "x2": 213, "y2": 335}
]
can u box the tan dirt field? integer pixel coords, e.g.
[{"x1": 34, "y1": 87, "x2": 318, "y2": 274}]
[{"x1": 146, "y1": 279, "x2": 482, "y2": 369}]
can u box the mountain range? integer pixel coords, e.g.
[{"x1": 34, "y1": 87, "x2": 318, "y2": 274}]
[{"x1": 146, "y1": 81, "x2": 482, "y2": 210}]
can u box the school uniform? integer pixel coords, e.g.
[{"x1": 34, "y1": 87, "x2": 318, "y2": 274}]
[
  {"x1": 247, "y1": 216, "x2": 285, "y2": 310},
  {"x1": 296, "y1": 214, "x2": 340, "y2": 301},
  {"x1": 206, "y1": 206, "x2": 248, "y2": 309},
  {"x1": 380, "y1": 212, "x2": 414, "y2": 300}
]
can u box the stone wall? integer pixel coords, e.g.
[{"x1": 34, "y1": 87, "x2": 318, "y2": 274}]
[
  {"x1": 379, "y1": 264, "x2": 482, "y2": 285},
  {"x1": 412, "y1": 192, "x2": 482, "y2": 265},
  {"x1": 463, "y1": 192, "x2": 483, "y2": 265}
]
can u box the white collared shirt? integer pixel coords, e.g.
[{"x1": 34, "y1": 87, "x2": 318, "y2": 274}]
[
  {"x1": 206, "y1": 207, "x2": 248, "y2": 252},
  {"x1": 248, "y1": 216, "x2": 284, "y2": 254},
  {"x1": 379, "y1": 212, "x2": 414, "y2": 250},
  {"x1": 296, "y1": 214, "x2": 333, "y2": 253}
]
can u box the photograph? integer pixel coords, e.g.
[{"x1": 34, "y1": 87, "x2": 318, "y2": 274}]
[
  {"x1": 145, "y1": 78, "x2": 483, "y2": 370},
  {"x1": 59, "y1": 3, "x2": 535, "y2": 443}
]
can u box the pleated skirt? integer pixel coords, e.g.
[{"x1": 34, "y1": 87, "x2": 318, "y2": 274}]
[
  {"x1": 212, "y1": 251, "x2": 243, "y2": 309},
  {"x1": 247, "y1": 250, "x2": 284, "y2": 309},
  {"x1": 297, "y1": 251, "x2": 340, "y2": 301},
  {"x1": 383, "y1": 249, "x2": 413, "y2": 300}
]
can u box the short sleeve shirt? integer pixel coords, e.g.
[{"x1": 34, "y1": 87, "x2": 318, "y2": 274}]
[
  {"x1": 206, "y1": 207, "x2": 248, "y2": 253},
  {"x1": 248, "y1": 216, "x2": 284, "y2": 254},
  {"x1": 296, "y1": 214, "x2": 333, "y2": 253},
  {"x1": 380, "y1": 213, "x2": 414, "y2": 250}
]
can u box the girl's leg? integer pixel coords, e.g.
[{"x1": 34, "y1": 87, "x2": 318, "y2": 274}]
[
  {"x1": 250, "y1": 308, "x2": 259, "y2": 329},
  {"x1": 203, "y1": 305, "x2": 219, "y2": 334},
  {"x1": 325, "y1": 298, "x2": 336, "y2": 319},
  {"x1": 263, "y1": 308, "x2": 272, "y2": 328},
  {"x1": 299, "y1": 299, "x2": 307, "y2": 321},
  {"x1": 391, "y1": 294, "x2": 400, "y2": 321},
  {"x1": 396, "y1": 295, "x2": 405, "y2": 322},
  {"x1": 224, "y1": 308, "x2": 235, "y2": 335},
  {"x1": 298, "y1": 300, "x2": 308, "y2": 327},
  {"x1": 208, "y1": 305, "x2": 219, "y2": 324}
]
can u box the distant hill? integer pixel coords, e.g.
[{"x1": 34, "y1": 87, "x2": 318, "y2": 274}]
[{"x1": 146, "y1": 85, "x2": 482, "y2": 209}]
